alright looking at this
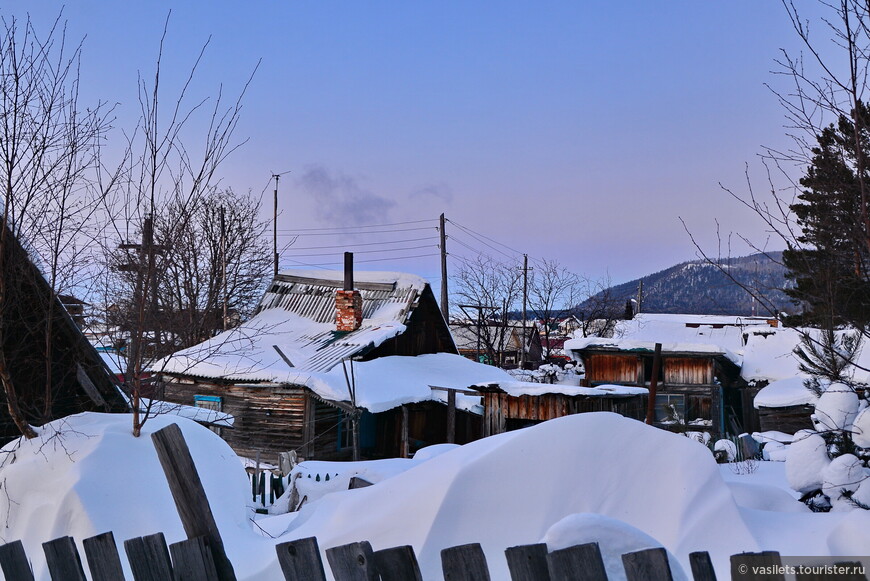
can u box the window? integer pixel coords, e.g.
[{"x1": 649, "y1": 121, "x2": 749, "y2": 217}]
[
  {"x1": 194, "y1": 395, "x2": 222, "y2": 434},
  {"x1": 654, "y1": 393, "x2": 685, "y2": 425}
]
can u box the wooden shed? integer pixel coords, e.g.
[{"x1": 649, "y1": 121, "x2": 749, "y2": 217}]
[
  {"x1": 476, "y1": 383, "x2": 647, "y2": 437},
  {"x1": 568, "y1": 343, "x2": 746, "y2": 437},
  {"x1": 157, "y1": 267, "x2": 492, "y2": 463}
]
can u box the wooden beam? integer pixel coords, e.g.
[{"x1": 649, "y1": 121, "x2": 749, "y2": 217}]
[
  {"x1": 447, "y1": 388, "x2": 456, "y2": 444},
  {"x1": 150, "y1": 423, "x2": 236, "y2": 581}
]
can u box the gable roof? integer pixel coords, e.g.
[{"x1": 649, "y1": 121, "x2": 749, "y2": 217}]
[{"x1": 156, "y1": 269, "x2": 439, "y2": 382}]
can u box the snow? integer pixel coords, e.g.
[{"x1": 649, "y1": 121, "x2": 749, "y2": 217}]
[
  {"x1": 482, "y1": 381, "x2": 647, "y2": 398},
  {"x1": 264, "y1": 413, "x2": 759, "y2": 579},
  {"x1": 0, "y1": 413, "x2": 276, "y2": 580},
  {"x1": 813, "y1": 383, "x2": 860, "y2": 432},
  {"x1": 821, "y1": 454, "x2": 869, "y2": 510},
  {"x1": 786, "y1": 430, "x2": 831, "y2": 494},
  {"x1": 138, "y1": 397, "x2": 235, "y2": 427},
  {"x1": 754, "y1": 377, "x2": 818, "y2": 409},
  {"x1": 741, "y1": 327, "x2": 805, "y2": 382},
  {"x1": 852, "y1": 407, "x2": 870, "y2": 448},
  {"x1": 1, "y1": 410, "x2": 866, "y2": 580},
  {"x1": 540, "y1": 514, "x2": 688, "y2": 581}
]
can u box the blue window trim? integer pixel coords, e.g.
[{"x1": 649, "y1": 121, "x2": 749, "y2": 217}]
[{"x1": 194, "y1": 395, "x2": 222, "y2": 403}]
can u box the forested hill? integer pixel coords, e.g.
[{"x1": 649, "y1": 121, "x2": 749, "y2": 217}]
[{"x1": 591, "y1": 252, "x2": 794, "y2": 316}]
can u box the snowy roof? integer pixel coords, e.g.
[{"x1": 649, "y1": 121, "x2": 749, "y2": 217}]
[
  {"x1": 476, "y1": 381, "x2": 648, "y2": 398},
  {"x1": 564, "y1": 313, "x2": 787, "y2": 370},
  {"x1": 753, "y1": 377, "x2": 818, "y2": 409},
  {"x1": 156, "y1": 269, "x2": 432, "y2": 382}
]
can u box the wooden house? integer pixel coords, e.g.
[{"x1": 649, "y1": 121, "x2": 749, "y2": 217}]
[
  {"x1": 752, "y1": 377, "x2": 816, "y2": 433},
  {"x1": 157, "y1": 265, "x2": 508, "y2": 463},
  {"x1": 450, "y1": 322, "x2": 544, "y2": 369},
  {"x1": 0, "y1": 224, "x2": 128, "y2": 443},
  {"x1": 565, "y1": 340, "x2": 746, "y2": 436}
]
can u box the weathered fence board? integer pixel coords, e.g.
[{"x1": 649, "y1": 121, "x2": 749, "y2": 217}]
[
  {"x1": 42, "y1": 536, "x2": 87, "y2": 581},
  {"x1": 689, "y1": 551, "x2": 717, "y2": 581},
  {"x1": 169, "y1": 536, "x2": 219, "y2": 581},
  {"x1": 151, "y1": 423, "x2": 236, "y2": 581},
  {"x1": 325, "y1": 541, "x2": 377, "y2": 581},
  {"x1": 82, "y1": 532, "x2": 125, "y2": 581},
  {"x1": 505, "y1": 543, "x2": 551, "y2": 581},
  {"x1": 621, "y1": 547, "x2": 673, "y2": 581},
  {"x1": 275, "y1": 537, "x2": 327, "y2": 581},
  {"x1": 372, "y1": 545, "x2": 423, "y2": 581},
  {"x1": 547, "y1": 542, "x2": 608, "y2": 581},
  {"x1": 441, "y1": 543, "x2": 491, "y2": 581},
  {"x1": 123, "y1": 533, "x2": 174, "y2": 581},
  {"x1": 730, "y1": 551, "x2": 784, "y2": 581},
  {"x1": 0, "y1": 540, "x2": 35, "y2": 581}
]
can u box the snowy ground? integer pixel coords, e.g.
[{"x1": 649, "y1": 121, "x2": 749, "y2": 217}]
[{"x1": 1, "y1": 412, "x2": 868, "y2": 580}]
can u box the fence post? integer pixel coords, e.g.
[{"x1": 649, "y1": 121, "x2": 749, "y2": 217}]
[
  {"x1": 730, "y1": 551, "x2": 784, "y2": 581},
  {"x1": 83, "y1": 532, "x2": 125, "y2": 581},
  {"x1": 42, "y1": 536, "x2": 87, "y2": 581},
  {"x1": 151, "y1": 422, "x2": 236, "y2": 581},
  {"x1": 621, "y1": 547, "x2": 673, "y2": 581},
  {"x1": 169, "y1": 536, "x2": 219, "y2": 581},
  {"x1": 373, "y1": 545, "x2": 423, "y2": 581},
  {"x1": 505, "y1": 543, "x2": 551, "y2": 581},
  {"x1": 274, "y1": 537, "x2": 327, "y2": 581},
  {"x1": 441, "y1": 543, "x2": 491, "y2": 581},
  {"x1": 689, "y1": 551, "x2": 717, "y2": 581},
  {"x1": 124, "y1": 533, "x2": 174, "y2": 581},
  {"x1": 326, "y1": 541, "x2": 378, "y2": 581},
  {"x1": 0, "y1": 540, "x2": 35, "y2": 581},
  {"x1": 547, "y1": 542, "x2": 608, "y2": 581}
]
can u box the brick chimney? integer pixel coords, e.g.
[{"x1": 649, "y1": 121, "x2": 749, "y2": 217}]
[{"x1": 336, "y1": 252, "x2": 363, "y2": 332}]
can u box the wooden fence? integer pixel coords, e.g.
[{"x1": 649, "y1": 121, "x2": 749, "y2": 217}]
[
  {"x1": 5, "y1": 531, "x2": 865, "y2": 581},
  {"x1": 0, "y1": 423, "x2": 864, "y2": 581}
]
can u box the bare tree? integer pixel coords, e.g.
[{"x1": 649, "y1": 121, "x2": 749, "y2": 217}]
[
  {"x1": 527, "y1": 259, "x2": 582, "y2": 359},
  {"x1": 452, "y1": 256, "x2": 523, "y2": 367},
  {"x1": 96, "y1": 16, "x2": 258, "y2": 437},
  {"x1": 0, "y1": 15, "x2": 114, "y2": 439}
]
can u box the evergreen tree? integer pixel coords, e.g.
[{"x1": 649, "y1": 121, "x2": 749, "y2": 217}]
[{"x1": 783, "y1": 101, "x2": 870, "y2": 329}]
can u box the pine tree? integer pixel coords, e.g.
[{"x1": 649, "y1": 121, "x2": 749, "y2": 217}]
[{"x1": 783, "y1": 102, "x2": 870, "y2": 328}]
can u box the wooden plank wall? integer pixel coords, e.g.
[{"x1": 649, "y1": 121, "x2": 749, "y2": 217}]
[
  {"x1": 483, "y1": 392, "x2": 647, "y2": 436},
  {"x1": 758, "y1": 404, "x2": 814, "y2": 433},
  {"x1": 584, "y1": 354, "x2": 641, "y2": 384},
  {"x1": 163, "y1": 380, "x2": 311, "y2": 464},
  {"x1": 663, "y1": 357, "x2": 713, "y2": 385}
]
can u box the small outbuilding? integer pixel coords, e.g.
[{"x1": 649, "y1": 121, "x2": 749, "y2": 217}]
[{"x1": 157, "y1": 267, "x2": 510, "y2": 462}]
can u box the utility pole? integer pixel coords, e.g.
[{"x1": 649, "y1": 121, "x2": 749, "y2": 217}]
[
  {"x1": 637, "y1": 279, "x2": 644, "y2": 315},
  {"x1": 220, "y1": 205, "x2": 228, "y2": 331},
  {"x1": 117, "y1": 214, "x2": 167, "y2": 382},
  {"x1": 272, "y1": 174, "x2": 280, "y2": 278},
  {"x1": 439, "y1": 213, "x2": 449, "y2": 322},
  {"x1": 520, "y1": 253, "x2": 529, "y2": 369}
]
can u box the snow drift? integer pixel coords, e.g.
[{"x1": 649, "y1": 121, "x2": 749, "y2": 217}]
[{"x1": 272, "y1": 412, "x2": 760, "y2": 579}]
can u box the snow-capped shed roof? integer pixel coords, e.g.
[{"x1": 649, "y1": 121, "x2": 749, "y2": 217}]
[{"x1": 156, "y1": 269, "x2": 435, "y2": 382}]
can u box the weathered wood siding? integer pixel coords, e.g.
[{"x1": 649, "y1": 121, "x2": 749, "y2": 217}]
[
  {"x1": 584, "y1": 354, "x2": 640, "y2": 384},
  {"x1": 163, "y1": 379, "x2": 315, "y2": 464},
  {"x1": 663, "y1": 357, "x2": 713, "y2": 385},
  {"x1": 758, "y1": 404, "x2": 814, "y2": 433},
  {"x1": 482, "y1": 392, "x2": 646, "y2": 436},
  {"x1": 375, "y1": 403, "x2": 480, "y2": 457}
]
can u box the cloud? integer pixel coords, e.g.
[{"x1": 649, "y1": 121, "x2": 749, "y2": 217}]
[
  {"x1": 409, "y1": 182, "x2": 453, "y2": 203},
  {"x1": 296, "y1": 165, "x2": 395, "y2": 225}
]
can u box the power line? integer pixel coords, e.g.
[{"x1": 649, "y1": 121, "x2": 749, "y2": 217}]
[
  {"x1": 272, "y1": 235, "x2": 438, "y2": 251},
  {"x1": 285, "y1": 243, "x2": 436, "y2": 258},
  {"x1": 447, "y1": 218, "x2": 525, "y2": 258},
  {"x1": 274, "y1": 226, "x2": 435, "y2": 236},
  {"x1": 279, "y1": 219, "x2": 436, "y2": 232}
]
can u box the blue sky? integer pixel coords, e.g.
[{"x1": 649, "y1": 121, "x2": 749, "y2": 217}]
[{"x1": 6, "y1": 1, "x2": 814, "y2": 289}]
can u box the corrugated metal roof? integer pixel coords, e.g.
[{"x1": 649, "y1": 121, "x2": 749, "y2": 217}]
[{"x1": 158, "y1": 272, "x2": 424, "y2": 381}]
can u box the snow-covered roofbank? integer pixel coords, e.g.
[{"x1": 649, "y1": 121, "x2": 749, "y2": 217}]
[
  {"x1": 475, "y1": 381, "x2": 647, "y2": 398},
  {"x1": 564, "y1": 336, "x2": 741, "y2": 366},
  {"x1": 754, "y1": 377, "x2": 818, "y2": 409}
]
